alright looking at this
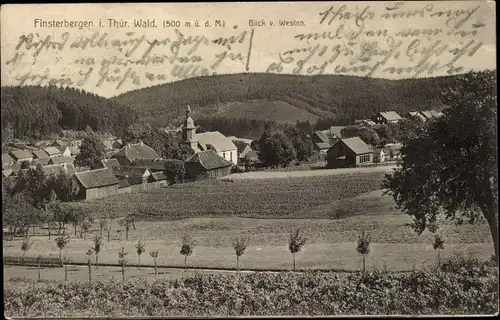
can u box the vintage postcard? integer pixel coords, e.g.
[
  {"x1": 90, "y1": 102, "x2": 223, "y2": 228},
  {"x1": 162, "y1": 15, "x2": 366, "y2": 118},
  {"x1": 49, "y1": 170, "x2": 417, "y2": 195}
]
[{"x1": 1, "y1": 1, "x2": 498, "y2": 318}]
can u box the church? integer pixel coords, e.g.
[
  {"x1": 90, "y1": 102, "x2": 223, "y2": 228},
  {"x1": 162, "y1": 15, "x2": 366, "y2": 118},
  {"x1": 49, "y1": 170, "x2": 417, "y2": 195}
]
[{"x1": 181, "y1": 104, "x2": 238, "y2": 165}]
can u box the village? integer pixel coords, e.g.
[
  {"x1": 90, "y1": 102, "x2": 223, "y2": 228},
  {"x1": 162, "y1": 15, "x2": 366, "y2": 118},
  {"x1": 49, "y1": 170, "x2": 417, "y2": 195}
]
[{"x1": 2, "y1": 105, "x2": 444, "y2": 201}]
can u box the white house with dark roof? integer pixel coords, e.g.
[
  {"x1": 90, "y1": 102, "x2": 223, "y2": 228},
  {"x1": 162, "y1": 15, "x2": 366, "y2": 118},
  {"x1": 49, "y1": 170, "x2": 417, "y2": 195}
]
[
  {"x1": 326, "y1": 137, "x2": 373, "y2": 168},
  {"x1": 181, "y1": 104, "x2": 238, "y2": 165},
  {"x1": 71, "y1": 168, "x2": 119, "y2": 200}
]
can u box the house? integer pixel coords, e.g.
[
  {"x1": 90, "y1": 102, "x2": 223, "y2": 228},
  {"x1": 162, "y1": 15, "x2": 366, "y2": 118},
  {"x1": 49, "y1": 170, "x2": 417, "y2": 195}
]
[
  {"x1": 3, "y1": 162, "x2": 21, "y2": 172},
  {"x1": 32, "y1": 158, "x2": 50, "y2": 166},
  {"x1": 2, "y1": 153, "x2": 14, "y2": 167},
  {"x1": 312, "y1": 126, "x2": 344, "y2": 144},
  {"x1": 373, "y1": 148, "x2": 385, "y2": 163},
  {"x1": 100, "y1": 159, "x2": 121, "y2": 170},
  {"x1": 112, "y1": 139, "x2": 123, "y2": 149},
  {"x1": 406, "y1": 111, "x2": 426, "y2": 122},
  {"x1": 314, "y1": 141, "x2": 335, "y2": 154},
  {"x1": 132, "y1": 159, "x2": 169, "y2": 172},
  {"x1": 51, "y1": 140, "x2": 69, "y2": 149},
  {"x1": 354, "y1": 119, "x2": 376, "y2": 126},
  {"x1": 59, "y1": 146, "x2": 73, "y2": 157},
  {"x1": 326, "y1": 137, "x2": 373, "y2": 168},
  {"x1": 9, "y1": 150, "x2": 33, "y2": 163},
  {"x1": 71, "y1": 168, "x2": 119, "y2": 200},
  {"x1": 111, "y1": 142, "x2": 160, "y2": 166},
  {"x1": 111, "y1": 166, "x2": 153, "y2": 185},
  {"x1": 43, "y1": 146, "x2": 62, "y2": 158},
  {"x1": 184, "y1": 150, "x2": 233, "y2": 180},
  {"x1": 233, "y1": 140, "x2": 253, "y2": 161},
  {"x1": 420, "y1": 110, "x2": 444, "y2": 121},
  {"x1": 374, "y1": 111, "x2": 402, "y2": 124},
  {"x1": 68, "y1": 146, "x2": 80, "y2": 156},
  {"x1": 32, "y1": 150, "x2": 49, "y2": 160},
  {"x1": 229, "y1": 136, "x2": 253, "y2": 145},
  {"x1": 384, "y1": 143, "x2": 403, "y2": 161},
  {"x1": 48, "y1": 156, "x2": 75, "y2": 165},
  {"x1": 2, "y1": 169, "x2": 13, "y2": 178},
  {"x1": 181, "y1": 104, "x2": 238, "y2": 165},
  {"x1": 150, "y1": 171, "x2": 168, "y2": 185},
  {"x1": 40, "y1": 163, "x2": 77, "y2": 178}
]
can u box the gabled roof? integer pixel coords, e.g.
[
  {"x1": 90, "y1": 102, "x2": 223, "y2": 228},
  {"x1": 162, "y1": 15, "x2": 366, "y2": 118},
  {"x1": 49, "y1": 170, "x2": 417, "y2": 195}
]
[
  {"x1": 197, "y1": 132, "x2": 237, "y2": 152},
  {"x1": 68, "y1": 146, "x2": 80, "y2": 155},
  {"x1": 233, "y1": 140, "x2": 251, "y2": 154},
  {"x1": 43, "y1": 147, "x2": 61, "y2": 156},
  {"x1": 377, "y1": 111, "x2": 402, "y2": 122},
  {"x1": 32, "y1": 150, "x2": 50, "y2": 159},
  {"x1": 315, "y1": 141, "x2": 334, "y2": 150},
  {"x1": 420, "y1": 110, "x2": 444, "y2": 120},
  {"x1": 32, "y1": 158, "x2": 50, "y2": 166},
  {"x1": 151, "y1": 171, "x2": 167, "y2": 181},
  {"x1": 73, "y1": 168, "x2": 119, "y2": 189},
  {"x1": 9, "y1": 150, "x2": 33, "y2": 160},
  {"x1": 229, "y1": 136, "x2": 253, "y2": 145},
  {"x1": 329, "y1": 126, "x2": 345, "y2": 138},
  {"x1": 112, "y1": 143, "x2": 160, "y2": 162},
  {"x1": 111, "y1": 166, "x2": 152, "y2": 185},
  {"x1": 48, "y1": 156, "x2": 75, "y2": 165},
  {"x1": 52, "y1": 140, "x2": 69, "y2": 147},
  {"x1": 132, "y1": 159, "x2": 169, "y2": 171},
  {"x1": 185, "y1": 150, "x2": 233, "y2": 170},
  {"x1": 2, "y1": 153, "x2": 14, "y2": 164},
  {"x1": 100, "y1": 159, "x2": 121, "y2": 169},
  {"x1": 40, "y1": 163, "x2": 76, "y2": 177},
  {"x1": 2, "y1": 169, "x2": 13, "y2": 177},
  {"x1": 314, "y1": 130, "x2": 330, "y2": 143},
  {"x1": 338, "y1": 137, "x2": 373, "y2": 155}
]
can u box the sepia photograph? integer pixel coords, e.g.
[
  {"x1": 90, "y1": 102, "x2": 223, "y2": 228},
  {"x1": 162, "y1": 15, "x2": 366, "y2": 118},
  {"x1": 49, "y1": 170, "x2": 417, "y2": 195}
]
[{"x1": 1, "y1": 1, "x2": 498, "y2": 317}]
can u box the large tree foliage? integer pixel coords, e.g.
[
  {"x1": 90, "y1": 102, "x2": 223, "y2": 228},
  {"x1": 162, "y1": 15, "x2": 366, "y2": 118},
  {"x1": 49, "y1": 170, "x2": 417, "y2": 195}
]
[
  {"x1": 76, "y1": 137, "x2": 106, "y2": 169},
  {"x1": 383, "y1": 71, "x2": 498, "y2": 260},
  {"x1": 284, "y1": 127, "x2": 314, "y2": 163}
]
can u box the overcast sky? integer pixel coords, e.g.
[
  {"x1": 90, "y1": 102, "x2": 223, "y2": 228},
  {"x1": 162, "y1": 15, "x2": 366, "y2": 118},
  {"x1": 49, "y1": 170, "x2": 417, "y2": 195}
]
[{"x1": 1, "y1": 2, "x2": 496, "y2": 97}]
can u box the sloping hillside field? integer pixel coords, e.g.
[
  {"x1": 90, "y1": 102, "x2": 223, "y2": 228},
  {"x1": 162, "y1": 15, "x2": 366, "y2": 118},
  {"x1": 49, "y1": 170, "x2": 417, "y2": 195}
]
[{"x1": 76, "y1": 172, "x2": 387, "y2": 219}]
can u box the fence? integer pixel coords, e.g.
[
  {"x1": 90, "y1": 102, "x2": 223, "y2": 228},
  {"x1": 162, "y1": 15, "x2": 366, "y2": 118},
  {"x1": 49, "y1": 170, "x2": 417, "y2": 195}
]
[{"x1": 4, "y1": 256, "x2": 63, "y2": 267}]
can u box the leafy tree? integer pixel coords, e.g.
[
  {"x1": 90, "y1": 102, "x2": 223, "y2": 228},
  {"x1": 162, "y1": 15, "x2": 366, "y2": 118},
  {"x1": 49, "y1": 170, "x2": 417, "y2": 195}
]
[
  {"x1": 284, "y1": 127, "x2": 314, "y2": 163},
  {"x1": 164, "y1": 159, "x2": 186, "y2": 184},
  {"x1": 92, "y1": 235, "x2": 103, "y2": 268},
  {"x1": 383, "y1": 71, "x2": 498, "y2": 261},
  {"x1": 433, "y1": 234, "x2": 445, "y2": 266},
  {"x1": 135, "y1": 239, "x2": 146, "y2": 269},
  {"x1": 180, "y1": 234, "x2": 194, "y2": 271},
  {"x1": 288, "y1": 229, "x2": 307, "y2": 271},
  {"x1": 357, "y1": 126, "x2": 381, "y2": 147},
  {"x1": 232, "y1": 236, "x2": 249, "y2": 274},
  {"x1": 356, "y1": 231, "x2": 371, "y2": 273},
  {"x1": 149, "y1": 249, "x2": 159, "y2": 277},
  {"x1": 55, "y1": 235, "x2": 70, "y2": 260},
  {"x1": 75, "y1": 136, "x2": 106, "y2": 169},
  {"x1": 21, "y1": 237, "x2": 34, "y2": 263},
  {"x1": 118, "y1": 247, "x2": 128, "y2": 284},
  {"x1": 106, "y1": 212, "x2": 117, "y2": 243}
]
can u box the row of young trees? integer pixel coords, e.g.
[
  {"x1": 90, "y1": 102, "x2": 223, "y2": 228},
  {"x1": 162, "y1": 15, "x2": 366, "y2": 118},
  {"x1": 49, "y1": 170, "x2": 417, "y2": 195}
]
[{"x1": 21, "y1": 227, "x2": 449, "y2": 284}]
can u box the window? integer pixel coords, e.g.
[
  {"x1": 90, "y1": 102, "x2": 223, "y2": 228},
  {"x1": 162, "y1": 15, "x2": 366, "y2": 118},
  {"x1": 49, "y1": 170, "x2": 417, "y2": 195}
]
[
  {"x1": 223, "y1": 152, "x2": 226, "y2": 159},
  {"x1": 230, "y1": 152, "x2": 233, "y2": 162},
  {"x1": 359, "y1": 154, "x2": 370, "y2": 163}
]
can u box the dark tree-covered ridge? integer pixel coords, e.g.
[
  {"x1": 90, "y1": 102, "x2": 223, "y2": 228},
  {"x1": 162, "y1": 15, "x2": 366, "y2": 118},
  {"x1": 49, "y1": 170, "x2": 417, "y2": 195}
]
[
  {"x1": 1, "y1": 85, "x2": 139, "y2": 139},
  {"x1": 112, "y1": 73, "x2": 461, "y2": 126}
]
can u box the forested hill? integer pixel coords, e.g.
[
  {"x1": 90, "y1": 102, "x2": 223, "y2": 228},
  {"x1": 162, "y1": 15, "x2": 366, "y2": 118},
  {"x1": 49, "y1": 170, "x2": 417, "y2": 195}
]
[
  {"x1": 111, "y1": 73, "x2": 459, "y2": 126},
  {"x1": 1, "y1": 86, "x2": 139, "y2": 139}
]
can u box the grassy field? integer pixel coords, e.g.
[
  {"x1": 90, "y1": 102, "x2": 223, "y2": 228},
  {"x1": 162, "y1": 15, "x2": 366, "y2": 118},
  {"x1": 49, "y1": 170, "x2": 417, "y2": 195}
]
[{"x1": 69, "y1": 172, "x2": 388, "y2": 219}]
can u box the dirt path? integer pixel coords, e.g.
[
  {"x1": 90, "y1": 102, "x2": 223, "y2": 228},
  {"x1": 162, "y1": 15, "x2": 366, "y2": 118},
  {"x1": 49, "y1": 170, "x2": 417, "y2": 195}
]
[{"x1": 222, "y1": 166, "x2": 397, "y2": 180}]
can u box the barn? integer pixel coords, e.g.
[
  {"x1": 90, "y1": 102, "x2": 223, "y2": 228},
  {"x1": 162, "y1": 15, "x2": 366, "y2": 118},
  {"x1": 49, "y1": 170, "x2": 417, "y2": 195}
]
[
  {"x1": 72, "y1": 168, "x2": 119, "y2": 200},
  {"x1": 185, "y1": 150, "x2": 233, "y2": 180},
  {"x1": 326, "y1": 137, "x2": 373, "y2": 168},
  {"x1": 111, "y1": 142, "x2": 160, "y2": 166}
]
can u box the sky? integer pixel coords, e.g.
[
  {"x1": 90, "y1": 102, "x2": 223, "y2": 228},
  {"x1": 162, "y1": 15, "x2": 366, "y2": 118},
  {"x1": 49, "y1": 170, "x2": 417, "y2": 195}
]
[{"x1": 1, "y1": 1, "x2": 496, "y2": 98}]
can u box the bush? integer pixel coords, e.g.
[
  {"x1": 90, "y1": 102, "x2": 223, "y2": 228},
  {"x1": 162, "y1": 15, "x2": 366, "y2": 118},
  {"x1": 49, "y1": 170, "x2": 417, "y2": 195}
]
[{"x1": 4, "y1": 266, "x2": 498, "y2": 317}]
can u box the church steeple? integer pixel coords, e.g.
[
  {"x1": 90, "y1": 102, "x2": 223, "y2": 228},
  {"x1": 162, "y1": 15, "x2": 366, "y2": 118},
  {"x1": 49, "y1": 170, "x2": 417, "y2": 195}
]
[{"x1": 182, "y1": 103, "x2": 198, "y2": 150}]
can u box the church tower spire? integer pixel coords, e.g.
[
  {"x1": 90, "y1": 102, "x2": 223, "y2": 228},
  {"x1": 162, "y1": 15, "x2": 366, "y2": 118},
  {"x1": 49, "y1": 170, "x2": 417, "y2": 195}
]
[{"x1": 182, "y1": 103, "x2": 198, "y2": 150}]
